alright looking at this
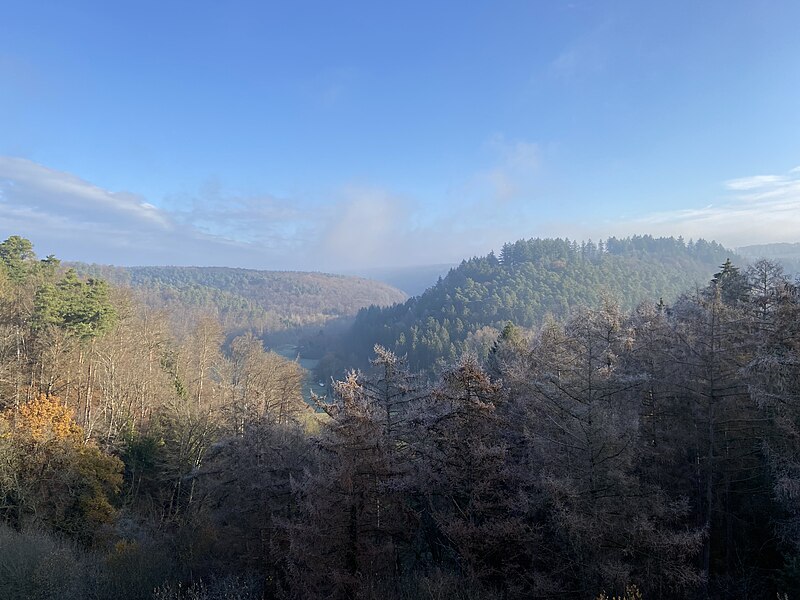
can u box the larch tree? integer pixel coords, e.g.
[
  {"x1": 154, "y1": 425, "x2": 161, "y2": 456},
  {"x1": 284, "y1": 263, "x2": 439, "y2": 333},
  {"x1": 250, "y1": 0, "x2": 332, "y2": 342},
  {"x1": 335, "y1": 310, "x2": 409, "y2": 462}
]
[
  {"x1": 289, "y1": 348, "x2": 422, "y2": 598},
  {"x1": 669, "y1": 273, "x2": 779, "y2": 597},
  {"x1": 417, "y1": 355, "x2": 534, "y2": 595},
  {"x1": 505, "y1": 299, "x2": 703, "y2": 597}
]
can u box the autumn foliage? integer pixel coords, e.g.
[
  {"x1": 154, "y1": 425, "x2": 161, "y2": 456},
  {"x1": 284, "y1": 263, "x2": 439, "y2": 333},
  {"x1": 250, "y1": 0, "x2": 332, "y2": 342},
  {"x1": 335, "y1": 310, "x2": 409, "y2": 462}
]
[
  {"x1": 14, "y1": 393, "x2": 83, "y2": 443},
  {"x1": 0, "y1": 394, "x2": 123, "y2": 540}
]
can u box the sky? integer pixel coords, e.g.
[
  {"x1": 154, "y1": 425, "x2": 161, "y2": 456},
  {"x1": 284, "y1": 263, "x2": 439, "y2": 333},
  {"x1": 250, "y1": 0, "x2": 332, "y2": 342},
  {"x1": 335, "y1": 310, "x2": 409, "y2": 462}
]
[{"x1": 1, "y1": 0, "x2": 800, "y2": 271}]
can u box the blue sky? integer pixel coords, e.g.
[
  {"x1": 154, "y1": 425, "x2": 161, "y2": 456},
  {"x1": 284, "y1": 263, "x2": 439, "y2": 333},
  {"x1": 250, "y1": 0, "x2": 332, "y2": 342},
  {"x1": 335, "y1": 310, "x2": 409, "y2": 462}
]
[{"x1": 2, "y1": 1, "x2": 800, "y2": 270}]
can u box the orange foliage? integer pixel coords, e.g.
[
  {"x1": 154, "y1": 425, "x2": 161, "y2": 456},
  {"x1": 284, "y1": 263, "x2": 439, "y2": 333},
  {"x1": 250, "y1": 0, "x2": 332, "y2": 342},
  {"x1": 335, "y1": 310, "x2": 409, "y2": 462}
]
[
  {"x1": 1, "y1": 393, "x2": 124, "y2": 540},
  {"x1": 15, "y1": 393, "x2": 83, "y2": 443}
]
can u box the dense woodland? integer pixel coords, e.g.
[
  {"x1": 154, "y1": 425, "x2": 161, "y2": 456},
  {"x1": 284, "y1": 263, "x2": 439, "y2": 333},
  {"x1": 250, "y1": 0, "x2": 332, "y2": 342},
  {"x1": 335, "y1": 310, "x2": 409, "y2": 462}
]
[
  {"x1": 739, "y1": 243, "x2": 800, "y2": 277},
  {"x1": 70, "y1": 263, "x2": 406, "y2": 342},
  {"x1": 2, "y1": 234, "x2": 800, "y2": 599},
  {"x1": 329, "y1": 236, "x2": 734, "y2": 375}
]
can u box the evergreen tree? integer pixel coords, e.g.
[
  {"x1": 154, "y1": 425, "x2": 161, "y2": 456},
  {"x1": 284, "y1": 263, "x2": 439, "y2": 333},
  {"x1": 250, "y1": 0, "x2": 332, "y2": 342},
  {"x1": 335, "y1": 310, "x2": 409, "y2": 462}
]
[{"x1": 709, "y1": 258, "x2": 749, "y2": 306}]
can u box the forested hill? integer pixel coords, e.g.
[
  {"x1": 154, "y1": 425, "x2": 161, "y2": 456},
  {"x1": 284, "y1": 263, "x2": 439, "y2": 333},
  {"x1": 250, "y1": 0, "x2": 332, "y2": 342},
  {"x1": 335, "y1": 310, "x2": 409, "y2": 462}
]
[
  {"x1": 69, "y1": 264, "x2": 407, "y2": 335},
  {"x1": 738, "y1": 242, "x2": 800, "y2": 275},
  {"x1": 341, "y1": 236, "x2": 736, "y2": 371}
]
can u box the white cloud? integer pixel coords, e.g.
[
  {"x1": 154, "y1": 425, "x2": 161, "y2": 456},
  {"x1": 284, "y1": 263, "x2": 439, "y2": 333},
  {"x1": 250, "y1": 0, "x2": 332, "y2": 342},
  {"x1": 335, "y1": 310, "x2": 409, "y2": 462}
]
[
  {"x1": 1, "y1": 156, "x2": 474, "y2": 270},
  {"x1": 301, "y1": 134, "x2": 549, "y2": 269},
  {"x1": 0, "y1": 157, "x2": 303, "y2": 267},
  {"x1": 590, "y1": 167, "x2": 800, "y2": 247},
  {"x1": 0, "y1": 157, "x2": 171, "y2": 228},
  {"x1": 314, "y1": 186, "x2": 410, "y2": 267},
  {"x1": 487, "y1": 135, "x2": 539, "y2": 172},
  {"x1": 724, "y1": 174, "x2": 788, "y2": 191},
  {"x1": 164, "y1": 180, "x2": 310, "y2": 248},
  {"x1": 0, "y1": 136, "x2": 553, "y2": 270},
  {"x1": 309, "y1": 183, "x2": 536, "y2": 270},
  {"x1": 13, "y1": 153, "x2": 795, "y2": 273}
]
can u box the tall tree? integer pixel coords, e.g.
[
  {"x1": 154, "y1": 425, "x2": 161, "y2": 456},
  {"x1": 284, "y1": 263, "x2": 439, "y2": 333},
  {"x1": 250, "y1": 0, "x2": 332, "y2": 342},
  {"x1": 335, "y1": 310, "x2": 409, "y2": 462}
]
[
  {"x1": 670, "y1": 277, "x2": 780, "y2": 597},
  {"x1": 289, "y1": 348, "x2": 421, "y2": 598},
  {"x1": 417, "y1": 355, "x2": 536, "y2": 595},
  {"x1": 505, "y1": 299, "x2": 703, "y2": 597}
]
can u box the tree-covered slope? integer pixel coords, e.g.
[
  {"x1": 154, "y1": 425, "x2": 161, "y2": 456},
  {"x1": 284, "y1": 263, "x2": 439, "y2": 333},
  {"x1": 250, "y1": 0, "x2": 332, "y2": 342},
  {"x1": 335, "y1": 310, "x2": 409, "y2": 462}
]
[
  {"x1": 70, "y1": 264, "x2": 407, "y2": 334},
  {"x1": 738, "y1": 242, "x2": 800, "y2": 275},
  {"x1": 341, "y1": 236, "x2": 736, "y2": 371}
]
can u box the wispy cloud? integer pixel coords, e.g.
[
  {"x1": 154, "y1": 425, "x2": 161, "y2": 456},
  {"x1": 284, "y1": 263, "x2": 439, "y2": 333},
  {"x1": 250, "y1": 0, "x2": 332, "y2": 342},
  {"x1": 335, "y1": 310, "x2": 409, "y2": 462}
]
[
  {"x1": 724, "y1": 174, "x2": 789, "y2": 191},
  {"x1": 0, "y1": 145, "x2": 550, "y2": 270},
  {"x1": 312, "y1": 186, "x2": 414, "y2": 267},
  {"x1": 481, "y1": 135, "x2": 540, "y2": 204},
  {"x1": 0, "y1": 156, "x2": 457, "y2": 269},
  {"x1": 0, "y1": 157, "x2": 171, "y2": 228},
  {"x1": 463, "y1": 134, "x2": 542, "y2": 210},
  {"x1": 308, "y1": 184, "x2": 534, "y2": 270},
  {"x1": 10, "y1": 153, "x2": 793, "y2": 272},
  {"x1": 587, "y1": 167, "x2": 800, "y2": 247},
  {"x1": 165, "y1": 180, "x2": 310, "y2": 248},
  {"x1": 0, "y1": 157, "x2": 297, "y2": 267}
]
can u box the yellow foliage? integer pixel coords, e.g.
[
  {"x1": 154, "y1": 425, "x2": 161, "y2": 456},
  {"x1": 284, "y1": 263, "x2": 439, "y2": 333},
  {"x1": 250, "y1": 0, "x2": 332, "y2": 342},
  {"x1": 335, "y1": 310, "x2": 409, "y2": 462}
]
[
  {"x1": 1, "y1": 393, "x2": 124, "y2": 541},
  {"x1": 16, "y1": 393, "x2": 83, "y2": 443}
]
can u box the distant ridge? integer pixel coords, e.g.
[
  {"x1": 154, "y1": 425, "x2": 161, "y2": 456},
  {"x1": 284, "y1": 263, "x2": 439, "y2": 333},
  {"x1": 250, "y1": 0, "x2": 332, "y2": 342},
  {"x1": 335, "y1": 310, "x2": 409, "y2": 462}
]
[
  {"x1": 738, "y1": 242, "x2": 800, "y2": 275},
  {"x1": 69, "y1": 263, "x2": 407, "y2": 335}
]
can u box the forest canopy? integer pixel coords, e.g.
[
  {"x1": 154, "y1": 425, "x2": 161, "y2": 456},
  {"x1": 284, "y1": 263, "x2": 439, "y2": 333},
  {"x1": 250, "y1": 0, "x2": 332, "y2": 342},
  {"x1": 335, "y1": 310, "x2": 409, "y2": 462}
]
[
  {"x1": 336, "y1": 235, "x2": 735, "y2": 372},
  {"x1": 69, "y1": 263, "x2": 407, "y2": 339},
  {"x1": 1, "y1": 235, "x2": 799, "y2": 600}
]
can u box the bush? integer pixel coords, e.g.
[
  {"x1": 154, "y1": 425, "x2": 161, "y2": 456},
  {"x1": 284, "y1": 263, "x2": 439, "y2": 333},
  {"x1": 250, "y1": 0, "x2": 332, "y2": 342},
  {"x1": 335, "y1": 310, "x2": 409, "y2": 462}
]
[{"x1": 0, "y1": 524, "x2": 97, "y2": 600}]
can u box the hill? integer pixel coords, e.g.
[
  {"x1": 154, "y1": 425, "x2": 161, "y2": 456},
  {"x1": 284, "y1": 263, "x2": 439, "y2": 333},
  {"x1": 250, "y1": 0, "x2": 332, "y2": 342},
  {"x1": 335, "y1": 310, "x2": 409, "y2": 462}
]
[
  {"x1": 335, "y1": 236, "x2": 736, "y2": 372},
  {"x1": 69, "y1": 264, "x2": 407, "y2": 338},
  {"x1": 738, "y1": 242, "x2": 800, "y2": 275}
]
